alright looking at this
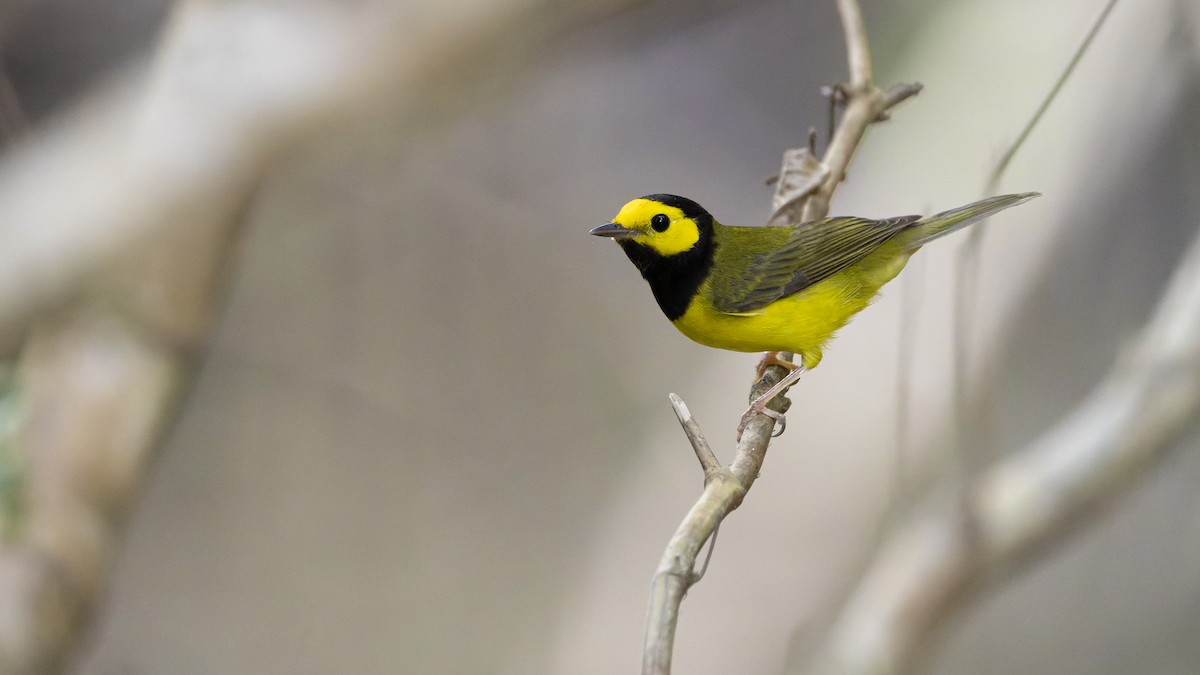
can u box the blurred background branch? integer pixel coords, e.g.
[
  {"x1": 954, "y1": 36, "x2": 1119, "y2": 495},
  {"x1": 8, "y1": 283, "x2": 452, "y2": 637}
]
[
  {"x1": 0, "y1": 0, "x2": 1193, "y2": 673},
  {"x1": 0, "y1": 209, "x2": 246, "y2": 672},
  {"x1": 805, "y1": 213, "x2": 1200, "y2": 675},
  {"x1": 0, "y1": 0, "x2": 645, "y2": 671},
  {"x1": 0, "y1": 0, "x2": 646, "y2": 337}
]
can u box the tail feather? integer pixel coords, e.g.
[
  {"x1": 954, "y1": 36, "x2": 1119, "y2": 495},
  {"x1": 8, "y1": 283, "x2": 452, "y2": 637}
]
[{"x1": 901, "y1": 192, "x2": 1040, "y2": 250}]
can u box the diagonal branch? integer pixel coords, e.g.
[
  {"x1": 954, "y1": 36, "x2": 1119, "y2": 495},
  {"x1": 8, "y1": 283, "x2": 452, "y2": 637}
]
[
  {"x1": 0, "y1": 0, "x2": 644, "y2": 337},
  {"x1": 802, "y1": 219, "x2": 1200, "y2": 675}
]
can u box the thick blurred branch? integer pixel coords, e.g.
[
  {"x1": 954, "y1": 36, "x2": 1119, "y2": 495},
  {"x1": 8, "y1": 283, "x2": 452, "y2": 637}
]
[
  {"x1": 0, "y1": 0, "x2": 648, "y2": 671},
  {"x1": 803, "y1": 222, "x2": 1200, "y2": 675},
  {"x1": 641, "y1": 2, "x2": 922, "y2": 672},
  {"x1": 0, "y1": 191, "x2": 252, "y2": 673},
  {"x1": 0, "y1": 0, "x2": 642, "y2": 338}
]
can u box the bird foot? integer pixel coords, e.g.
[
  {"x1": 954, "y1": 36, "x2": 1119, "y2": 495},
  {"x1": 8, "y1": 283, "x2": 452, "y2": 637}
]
[
  {"x1": 737, "y1": 402, "x2": 786, "y2": 441},
  {"x1": 737, "y1": 363, "x2": 807, "y2": 442},
  {"x1": 754, "y1": 351, "x2": 798, "y2": 381}
]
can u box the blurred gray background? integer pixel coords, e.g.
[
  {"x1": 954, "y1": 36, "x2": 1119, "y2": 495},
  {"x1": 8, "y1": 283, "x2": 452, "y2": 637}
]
[{"x1": 3, "y1": 0, "x2": 1198, "y2": 673}]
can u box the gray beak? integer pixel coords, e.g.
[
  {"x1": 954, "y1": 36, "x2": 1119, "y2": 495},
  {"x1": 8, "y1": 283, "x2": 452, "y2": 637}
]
[{"x1": 589, "y1": 222, "x2": 639, "y2": 239}]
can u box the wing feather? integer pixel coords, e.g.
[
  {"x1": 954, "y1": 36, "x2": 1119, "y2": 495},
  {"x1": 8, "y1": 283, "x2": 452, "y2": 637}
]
[{"x1": 712, "y1": 215, "x2": 919, "y2": 313}]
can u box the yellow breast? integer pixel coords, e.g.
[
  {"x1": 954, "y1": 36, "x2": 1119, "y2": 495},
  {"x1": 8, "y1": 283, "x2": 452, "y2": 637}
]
[{"x1": 671, "y1": 243, "x2": 914, "y2": 369}]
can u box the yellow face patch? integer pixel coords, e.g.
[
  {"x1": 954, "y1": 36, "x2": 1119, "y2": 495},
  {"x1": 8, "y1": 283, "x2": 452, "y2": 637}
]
[{"x1": 611, "y1": 198, "x2": 701, "y2": 257}]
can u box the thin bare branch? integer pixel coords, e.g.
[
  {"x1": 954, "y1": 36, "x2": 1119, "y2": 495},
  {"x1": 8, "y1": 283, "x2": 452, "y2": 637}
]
[
  {"x1": 644, "y1": 370, "x2": 789, "y2": 675},
  {"x1": 836, "y1": 0, "x2": 873, "y2": 89},
  {"x1": 643, "y1": 469, "x2": 747, "y2": 674},
  {"x1": 954, "y1": 0, "x2": 1122, "y2": 448},
  {"x1": 642, "y1": 1, "x2": 914, "y2": 671},
  {"x1": 767, "y1": 85, "x2": 920, "y2": 229},
  {"x1": 799, "y1": 88, "x2": 884, "y2": 223},
  {"x1": 985, "y1": 0, "x2": 1121, "y2": 195},
  {"x1": 878, "y1": 82, "x2": 923, "y2": 119},
  {"x1": 669, "y1": 393, "x2": 721, "y2": 481}
]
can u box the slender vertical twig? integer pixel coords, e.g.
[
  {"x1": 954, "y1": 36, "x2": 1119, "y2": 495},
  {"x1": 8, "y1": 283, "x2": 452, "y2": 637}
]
[
  {"x1": 984, "y1": 0, "x2": 1121, "y2": 196},
  {"x1": 836, "y1": 0, "x2": 872, "y2": 89},
  {"x1": 953, "y1": 0, "x2": 1122, "y2": 451}
]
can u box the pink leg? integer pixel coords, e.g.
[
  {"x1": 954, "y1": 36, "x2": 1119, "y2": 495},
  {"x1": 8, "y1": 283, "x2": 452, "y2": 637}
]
[{"x1": 754, "y1": 351, "x2": 798, "y2": 381}]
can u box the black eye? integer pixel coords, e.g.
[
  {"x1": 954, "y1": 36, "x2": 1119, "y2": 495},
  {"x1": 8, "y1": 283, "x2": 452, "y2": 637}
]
[{"x1": 650, "y1": 214, "x2": 670, "y2": 232}]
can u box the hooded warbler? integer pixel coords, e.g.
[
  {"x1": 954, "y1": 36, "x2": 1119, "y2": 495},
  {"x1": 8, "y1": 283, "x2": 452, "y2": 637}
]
[{"x1": 591, "y1": 192, "x2": 1038, "y2": 434}]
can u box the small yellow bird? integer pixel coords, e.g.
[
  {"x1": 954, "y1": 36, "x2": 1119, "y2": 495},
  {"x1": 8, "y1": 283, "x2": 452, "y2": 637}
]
[{"x1": 591, "y1": 192, "x2": 1038, "y2": 434}]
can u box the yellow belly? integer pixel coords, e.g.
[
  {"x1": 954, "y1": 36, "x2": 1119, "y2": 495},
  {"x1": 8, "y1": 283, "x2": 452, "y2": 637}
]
[{"x1": 671, "y1": 245, "x2": 913, "y2": 369}]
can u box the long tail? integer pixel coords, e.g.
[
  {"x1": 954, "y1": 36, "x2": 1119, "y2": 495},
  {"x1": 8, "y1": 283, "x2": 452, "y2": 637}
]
[{"x1": 899, "y1": 192, "x2": 1040, "y2": 251}]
